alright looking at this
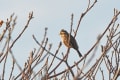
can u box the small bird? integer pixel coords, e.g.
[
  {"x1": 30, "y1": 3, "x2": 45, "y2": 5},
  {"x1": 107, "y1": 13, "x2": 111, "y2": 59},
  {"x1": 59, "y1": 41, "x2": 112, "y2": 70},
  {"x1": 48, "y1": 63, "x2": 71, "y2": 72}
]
[{"x1": 59, "y1": 29, "x2": 82, "y2": 57}]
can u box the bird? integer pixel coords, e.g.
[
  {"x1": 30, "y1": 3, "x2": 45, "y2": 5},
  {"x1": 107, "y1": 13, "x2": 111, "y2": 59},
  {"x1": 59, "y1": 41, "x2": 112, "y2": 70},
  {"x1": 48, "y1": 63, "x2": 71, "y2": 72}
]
[{"x1": 59, "y1": 29, "x2": 82, "y2": 57}]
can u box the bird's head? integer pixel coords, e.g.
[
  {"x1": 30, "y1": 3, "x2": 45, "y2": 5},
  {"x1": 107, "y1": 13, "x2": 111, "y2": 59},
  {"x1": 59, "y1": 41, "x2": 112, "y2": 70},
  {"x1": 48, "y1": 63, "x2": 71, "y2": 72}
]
[{"x1": 59, "y1": 29, "x2": 68, "y2": 36}]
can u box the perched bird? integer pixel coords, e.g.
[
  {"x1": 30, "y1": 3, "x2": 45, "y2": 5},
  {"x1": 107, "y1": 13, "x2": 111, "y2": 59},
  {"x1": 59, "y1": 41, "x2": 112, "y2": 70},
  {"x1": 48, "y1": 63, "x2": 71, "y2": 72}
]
[{"x1": 59, "y1": 29, "x2": 82, "y2": 57}]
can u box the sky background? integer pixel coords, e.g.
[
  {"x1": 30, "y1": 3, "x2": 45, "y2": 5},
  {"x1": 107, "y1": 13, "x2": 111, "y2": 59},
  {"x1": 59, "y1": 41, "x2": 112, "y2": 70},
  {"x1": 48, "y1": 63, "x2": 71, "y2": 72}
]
[{"x1": 0, "y1": 0, "x2": 120, "y2": 79}]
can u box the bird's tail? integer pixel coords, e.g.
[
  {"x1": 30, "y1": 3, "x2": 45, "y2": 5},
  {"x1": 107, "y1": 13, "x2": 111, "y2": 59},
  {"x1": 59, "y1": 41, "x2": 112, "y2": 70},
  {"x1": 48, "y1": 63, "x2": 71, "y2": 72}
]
[{"x1": 76, "y1": 50, "x2": 82, "y2": 57}]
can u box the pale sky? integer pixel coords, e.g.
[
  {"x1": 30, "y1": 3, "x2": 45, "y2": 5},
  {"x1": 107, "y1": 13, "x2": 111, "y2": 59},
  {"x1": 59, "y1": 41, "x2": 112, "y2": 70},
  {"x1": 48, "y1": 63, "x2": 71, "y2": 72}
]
[{"x1": 0, "y1": 0, "x2": 120, "y2": 79}]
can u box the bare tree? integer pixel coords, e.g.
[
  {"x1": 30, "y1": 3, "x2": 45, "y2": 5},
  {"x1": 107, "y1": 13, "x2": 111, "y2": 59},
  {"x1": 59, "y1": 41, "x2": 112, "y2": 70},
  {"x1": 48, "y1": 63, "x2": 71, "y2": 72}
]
[{"x1": 0, "y1": 0, "x2": 120, "y2": 80}]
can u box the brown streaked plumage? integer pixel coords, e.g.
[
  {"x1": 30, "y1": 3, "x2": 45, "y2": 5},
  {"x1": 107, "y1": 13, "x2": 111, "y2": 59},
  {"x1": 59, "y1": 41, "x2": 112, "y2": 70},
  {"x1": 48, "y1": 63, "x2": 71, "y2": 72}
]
[{"x1": 60, "y1": 29, "x2": 82, "y2": 57}]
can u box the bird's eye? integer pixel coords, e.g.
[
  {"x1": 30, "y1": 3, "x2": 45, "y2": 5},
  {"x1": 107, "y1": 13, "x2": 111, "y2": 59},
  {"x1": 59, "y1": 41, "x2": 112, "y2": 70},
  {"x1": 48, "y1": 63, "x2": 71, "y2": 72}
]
[{"x1": 60, "y1": 32, "x2": 64, "y2": 34}]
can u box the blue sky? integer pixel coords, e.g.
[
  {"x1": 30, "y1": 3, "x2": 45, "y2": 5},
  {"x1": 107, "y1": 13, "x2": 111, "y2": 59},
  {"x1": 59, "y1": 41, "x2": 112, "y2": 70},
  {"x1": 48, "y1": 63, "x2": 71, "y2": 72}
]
[{"x1": 0, "y1": 0, "x2": 120, "y2": 79}]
